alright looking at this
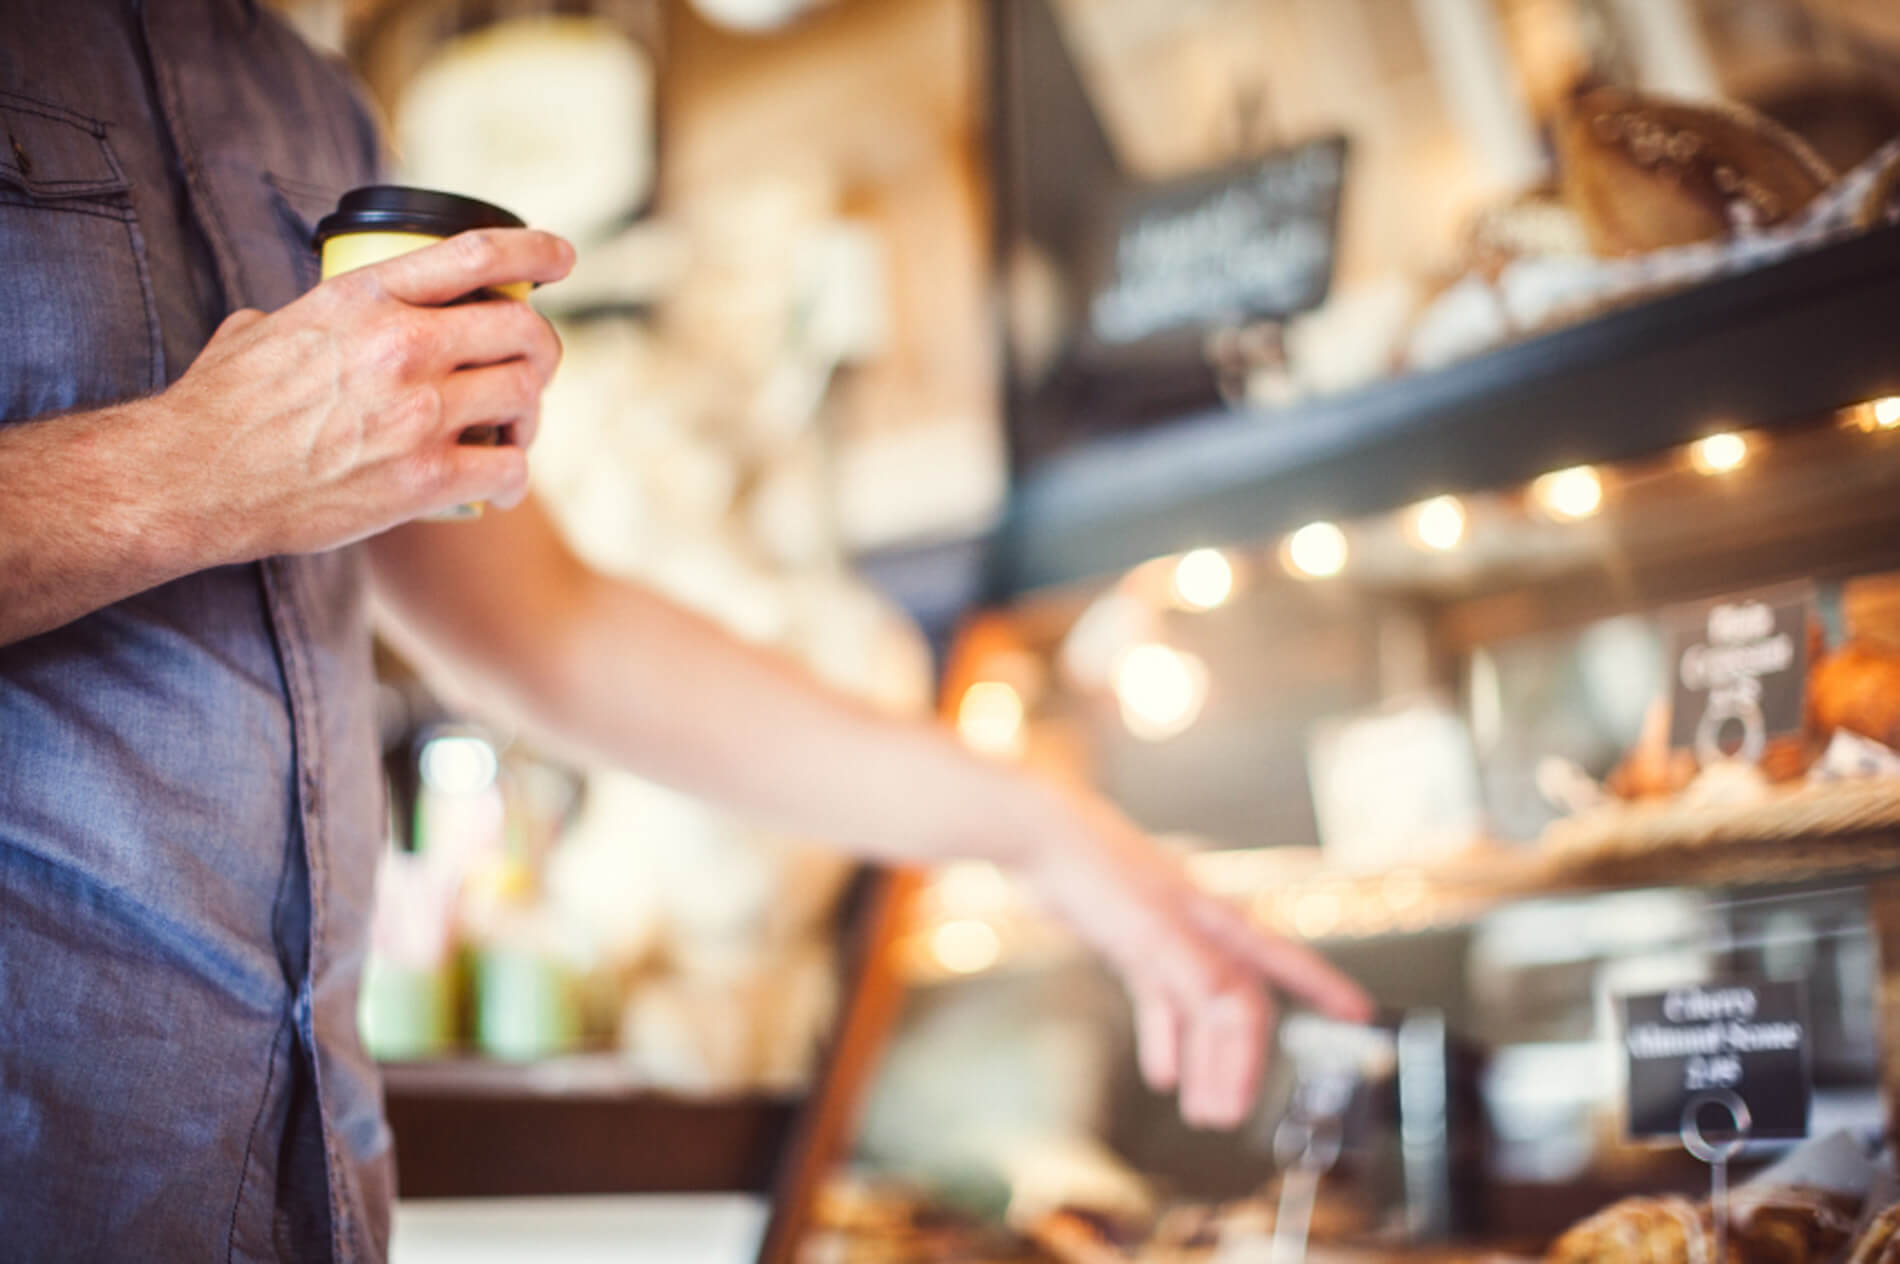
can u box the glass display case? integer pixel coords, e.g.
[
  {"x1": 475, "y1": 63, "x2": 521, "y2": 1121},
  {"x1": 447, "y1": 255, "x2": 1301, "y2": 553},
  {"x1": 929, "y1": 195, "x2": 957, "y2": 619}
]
[{"x1": 769, "y1": 2, "x2": 1900, "y2": 1260}]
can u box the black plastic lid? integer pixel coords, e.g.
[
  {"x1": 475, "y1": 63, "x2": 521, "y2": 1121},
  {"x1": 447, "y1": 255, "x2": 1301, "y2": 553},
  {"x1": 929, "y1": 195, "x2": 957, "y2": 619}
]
[{"x1": 313, "y1": 185, "x2": 524, "y2": 247}]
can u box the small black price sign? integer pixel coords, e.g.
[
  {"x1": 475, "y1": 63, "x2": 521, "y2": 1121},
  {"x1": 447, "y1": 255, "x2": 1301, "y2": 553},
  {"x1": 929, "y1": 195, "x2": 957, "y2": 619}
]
[
  {"x1": 1665, "y1": 586, "x2": 1812, "y2": 764},
  {"x1": 1622, "y1": 981, "x2": 1810, "y2": 1141}
]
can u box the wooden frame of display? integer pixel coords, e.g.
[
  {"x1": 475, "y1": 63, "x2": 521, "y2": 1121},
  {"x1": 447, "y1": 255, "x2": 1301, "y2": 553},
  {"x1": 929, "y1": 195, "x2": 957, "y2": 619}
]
[{"x1": 752, "y1": 867, "x2": 925, "y2": 1264}]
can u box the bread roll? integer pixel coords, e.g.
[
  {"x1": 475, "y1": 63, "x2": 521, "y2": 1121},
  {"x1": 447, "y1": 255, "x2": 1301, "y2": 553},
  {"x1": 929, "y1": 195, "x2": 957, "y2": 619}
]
[{"x1": 1555, "y1": 85, "x2": 1836, "y2": 256}]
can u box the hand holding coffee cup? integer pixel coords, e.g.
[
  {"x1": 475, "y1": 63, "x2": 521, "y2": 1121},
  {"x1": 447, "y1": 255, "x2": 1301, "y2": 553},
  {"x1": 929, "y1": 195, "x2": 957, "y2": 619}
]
[
  {"x1": 144, "y1": 190, "x2": 570, "y2": 564},
  {"x1": 314, "y1": 186, "x2": 553, "y2": 519}
]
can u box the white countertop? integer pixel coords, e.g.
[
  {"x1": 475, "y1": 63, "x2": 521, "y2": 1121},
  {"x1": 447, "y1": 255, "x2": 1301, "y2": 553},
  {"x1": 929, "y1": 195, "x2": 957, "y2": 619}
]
[{"x1": 391, "y1": 1194, "x2": 768, "y2": 1264}]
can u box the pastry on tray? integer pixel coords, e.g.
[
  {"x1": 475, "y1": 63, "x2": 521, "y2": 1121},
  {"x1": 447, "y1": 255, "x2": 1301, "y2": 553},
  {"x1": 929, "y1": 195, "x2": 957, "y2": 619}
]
[
  {"x1": 1554, "y1": 85, "x2": 1836, "y2": 257},
  {"x1": 1809, "y1": 640, "x2": 1900, "y2": 751},
  {"x1": 1730, "y1": 1183, "x2": 1863, "y2": 1264},
  {"x1": 1846, "y1": 1203, "x2": 1900, "y2": 1264},
  {"x1": 1546, "y1": 1195, "x2": 1735, "y2": 1264},
  {"x1": 1545, "y1": 1185, "x2": 1860, "y2": 1264}
]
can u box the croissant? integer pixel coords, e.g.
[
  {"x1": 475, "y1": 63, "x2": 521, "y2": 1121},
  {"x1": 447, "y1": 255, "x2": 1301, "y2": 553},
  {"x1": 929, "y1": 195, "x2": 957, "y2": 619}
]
[
  {"x1": 1809, "y1": 640, "x2": 1900, "y2": 751},
  {"x1": 1547, "y1": 1195, "x2": 1741, "y2": 1263}
]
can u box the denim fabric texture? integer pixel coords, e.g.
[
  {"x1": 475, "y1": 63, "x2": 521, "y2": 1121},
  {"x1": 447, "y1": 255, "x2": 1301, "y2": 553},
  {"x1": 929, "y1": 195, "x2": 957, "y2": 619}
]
[{"x1": 0, "y1": 2, "x2": 393, "y2": 1259}]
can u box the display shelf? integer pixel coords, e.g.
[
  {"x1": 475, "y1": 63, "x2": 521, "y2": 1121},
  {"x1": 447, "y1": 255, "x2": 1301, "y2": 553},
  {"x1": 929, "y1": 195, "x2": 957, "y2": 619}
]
[
  {"x1": 892, "y1": 811, "x2": 1900, "y2": 986},
  {"x1": 991, "y1": 224, "x2": 1900, "y2": 596},
  {"x1": 1236, "y1": 822, "x2": 1900, "y2": 944},
  {"x1": 382, "y1": 1056, "x2": 799, "y2": 1199}
]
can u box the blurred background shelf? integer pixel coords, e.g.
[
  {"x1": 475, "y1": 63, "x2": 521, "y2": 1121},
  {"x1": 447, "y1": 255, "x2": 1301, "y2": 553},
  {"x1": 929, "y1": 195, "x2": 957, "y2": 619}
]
[
  {"x1": 993, "y1": 223, "x2": 1900, "y2": 596},
  {"x1": 383, "y1": 1057, "x2": 800, "y2": 1198},
  {"x1": 898, "y1": 822, "x2": 1900, "y2": 988}
]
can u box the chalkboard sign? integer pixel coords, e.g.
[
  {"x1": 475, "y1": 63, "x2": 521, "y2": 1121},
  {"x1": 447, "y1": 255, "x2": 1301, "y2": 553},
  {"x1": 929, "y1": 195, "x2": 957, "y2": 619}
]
[
  {"x1": 1665, "y1": 586, "x2": 1813, "y2": 765},
  {"x1": 1087, "y1": 135, "x2": 1348, "y2": 347},
  {"x1": 1622, "y1": 981, "x2": 1810, "y2": 1141}
]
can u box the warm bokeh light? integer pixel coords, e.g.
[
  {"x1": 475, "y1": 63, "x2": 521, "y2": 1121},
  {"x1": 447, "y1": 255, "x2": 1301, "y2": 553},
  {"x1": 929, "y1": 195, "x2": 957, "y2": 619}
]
[
  {"x1": 1112, "y1": 643, "x2": 1209, "y2": 741},
  {"x1": 1530, "y1": 465, "x2": 1603, "y2": 521},
  {"x1": 1406, "y1": 495, "x2": 1467, "y2": 552},
  {"x1": 1283, "y1": 521, "x2": 1349, "y2": 578},
  {"x1": 955, "y1": 680, "x2": 1026, "y2": 760},
  {"x1": 930, "y1": 919, "x2": 1002, "y2": 975},
  {"x1": 1876, "y1": 397, "x2": 1900, "y2": 430},
  {"x1": 1172, "y1": 548, "x2": 1235, "y2": 611},
  {"x1": 1689, "y1": 432, "x2": 1749, "y2": 475}
]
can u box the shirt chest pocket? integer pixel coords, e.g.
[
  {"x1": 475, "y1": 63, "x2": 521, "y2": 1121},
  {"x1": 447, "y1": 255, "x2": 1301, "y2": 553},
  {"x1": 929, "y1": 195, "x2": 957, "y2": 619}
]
[{"x1": 0, "y1": 92, "x2": 162, "y2": 424}]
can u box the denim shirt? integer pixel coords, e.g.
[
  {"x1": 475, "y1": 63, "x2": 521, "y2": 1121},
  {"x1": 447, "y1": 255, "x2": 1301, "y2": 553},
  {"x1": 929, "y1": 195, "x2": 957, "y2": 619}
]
[{"x1": 0, "y1": 3, "x2": 390, "y2": 1259}]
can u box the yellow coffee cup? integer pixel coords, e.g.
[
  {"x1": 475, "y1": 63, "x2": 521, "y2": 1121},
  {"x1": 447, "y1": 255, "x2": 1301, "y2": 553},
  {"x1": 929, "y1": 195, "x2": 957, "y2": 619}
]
[{"x1": 314, "y1": 185, "x2": 531, "y2": 519}]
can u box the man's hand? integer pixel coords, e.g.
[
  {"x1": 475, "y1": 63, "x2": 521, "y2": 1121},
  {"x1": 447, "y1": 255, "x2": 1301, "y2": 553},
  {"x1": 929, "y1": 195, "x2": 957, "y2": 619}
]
[
  {"x1": 0, "y1": 227, "x2": 573, "y2": 647},
  {"x1": 1014, "y1": 786, "x2": 1374, "y2": 1129},
  {"x1": 159, "y1": 227, "x2": 574, "y2": 560}
]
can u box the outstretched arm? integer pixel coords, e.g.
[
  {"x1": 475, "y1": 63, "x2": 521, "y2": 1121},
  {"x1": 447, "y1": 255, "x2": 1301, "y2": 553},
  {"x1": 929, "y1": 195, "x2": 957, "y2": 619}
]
[{"x1": 368, "y1": 501, "x2": 1373, "y2": 1127}]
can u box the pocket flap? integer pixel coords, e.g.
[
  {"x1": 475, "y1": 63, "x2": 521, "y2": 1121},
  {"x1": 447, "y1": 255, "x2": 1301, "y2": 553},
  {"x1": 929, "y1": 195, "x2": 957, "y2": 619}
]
[
  {"x1": 264, "y1": 172, "x2": 341, "y2": 248},
  {"x1": 0, "y1": 92, "x2": 129, "y2": 199}
]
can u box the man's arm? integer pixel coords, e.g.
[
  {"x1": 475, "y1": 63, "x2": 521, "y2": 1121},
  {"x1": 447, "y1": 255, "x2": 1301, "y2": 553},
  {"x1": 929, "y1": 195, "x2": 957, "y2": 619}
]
[
  {"x1": 368, "y1": 503, "x2": 1373, "y2": 1128},
  {"x1": 0, "y1": 229, "x2": 572, "y2": 647}
]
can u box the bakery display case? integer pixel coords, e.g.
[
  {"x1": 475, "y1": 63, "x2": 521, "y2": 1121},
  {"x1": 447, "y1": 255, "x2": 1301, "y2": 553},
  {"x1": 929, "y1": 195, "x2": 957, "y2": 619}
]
[{"x1": 764, "y1": 2, "x2": 1900, "y2": 1260}]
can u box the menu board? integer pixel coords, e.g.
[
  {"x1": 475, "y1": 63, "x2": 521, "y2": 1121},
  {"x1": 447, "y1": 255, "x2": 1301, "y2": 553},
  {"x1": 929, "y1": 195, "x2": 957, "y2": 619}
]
[
  {"x1": 1665, "y1": 587, "x2": 1814, "y2": 764},
  {"x1": 1086, "y1": 135, "x2": 1348, "y2": 348}
]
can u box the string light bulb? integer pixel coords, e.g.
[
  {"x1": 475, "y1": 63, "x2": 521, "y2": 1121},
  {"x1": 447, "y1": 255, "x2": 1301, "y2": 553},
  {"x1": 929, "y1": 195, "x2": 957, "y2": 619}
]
[
  {"x1": 1172, "y1": 548, "x2": 1236, "y2": 611},
  {"x1": 1283, "y1": 521, "x2": 1349, "y2": 579},
  {"x1": 1530, "y1": 465, "x2": 1603, "y2": 521},
  {"x1": 930, "y1": 919, "x2": 1002, "y2": 975},
  {"x1": 1112, "y1": 644, "x2": 1208, "y2": 741},
  {"x1": 955, "y1": 681, "x2": 1026, "y2": 760},
  {"x1": 1406, "y1": 495, "x2": 1467, "y2": 552},
  {"x1": 1689, "y1": 432, "x2": 1749, "y2": 475}
]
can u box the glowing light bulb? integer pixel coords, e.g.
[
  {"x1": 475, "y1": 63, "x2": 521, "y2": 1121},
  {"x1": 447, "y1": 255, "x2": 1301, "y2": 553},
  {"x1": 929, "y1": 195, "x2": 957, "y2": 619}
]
[
  {"x1": 1172, "y1": 548, "x2": 1235, "y2": 611},
  {"x1": 955, "y1": 681, "x2": 1025, "y2": 759},
  {"x1": 1690, "y1": 432, "x2": 1749, "y2": 475},
  {"x1": 930, "y1": 919, "x2": 1002, "y2": 974},
  {"x1": 1407, "y1": 495, "x2": 1467, "y2": 552},
  {"x1": 1112, "y1": 644, "x2": 1208, "y2": 741},
  {"x1": 1283, "y1": 521, "x2": 1348, "y2": 578},
  {"x1": 1531, "y1": 466, "x2": 1603, "y2": 521},
  {"x1": 1875, "y1": 397, "x2": 1900, "y2": 430}
]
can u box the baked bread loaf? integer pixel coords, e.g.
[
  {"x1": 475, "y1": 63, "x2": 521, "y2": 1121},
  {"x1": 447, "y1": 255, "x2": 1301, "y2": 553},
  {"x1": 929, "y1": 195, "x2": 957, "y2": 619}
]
[
  {"x1": 1554, "y1": 85, "x2": 1837, "y2": 257},
  {"x1": 1859, "y1": 147, "x2": 1900, "y2": 228}
]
